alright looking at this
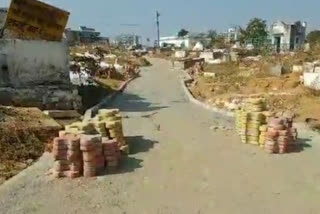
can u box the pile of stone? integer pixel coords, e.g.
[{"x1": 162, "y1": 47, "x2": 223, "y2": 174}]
[
  {"x1": 264, "y1": 117, "x2": 298, "y2": 154},
  {"x1": 235, "y1": 98, "x2": 299, "y2": 154}
]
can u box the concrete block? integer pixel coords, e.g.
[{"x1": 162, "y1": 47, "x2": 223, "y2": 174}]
[
  {"x1": 203, "y1": 72, "x2": 216, "y2": 78},
  {"x1": 269, "y1": 65, "x2": 283, "y2": 76},
  {"x1": 292, "y1": 65, "x2": 304, "y2": 73},
  {"x1": 199, "y1": 51, "x2": 214, "y2": 62},
  {"x1": 304, "y1": 72, "x2": 320, "y2": 90},
  {"x1": 175, "y1": 51, "x2": 186, "y2": 58}
]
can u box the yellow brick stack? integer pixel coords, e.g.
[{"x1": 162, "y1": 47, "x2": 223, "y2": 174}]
[
  {"x1": 235, "y1": 98, "x2": 267, "y2": 145},
  {"x1": 235, "y1": 110, "x2": 249, "y2": 144},
  {"x1": 61, "y1": 108, "x2": 129, "y2": 154}
]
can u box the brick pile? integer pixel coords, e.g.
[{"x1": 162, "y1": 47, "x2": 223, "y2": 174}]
[
  {"x1": 235, "y1": 98, "x2": 269, "y2": 145},
  {"x1": 50, "y1": 108, "x2": 126, "y2": 178},
  {"x1": 235, "y1": 98, "x2": 299, "y2": 154},
  {"x1": 264, "y1": 117, "x2": 298, "y2": 154},
  {"x1": 64, "y1": 108, "x2": 129, "y2": 154},
  {"x1": 51, "y1": 134, "x2": 122, "y2": 178}
]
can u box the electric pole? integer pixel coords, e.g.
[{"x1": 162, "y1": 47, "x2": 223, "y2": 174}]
[{"x1": 156, "y1": 11, "x2": 160, "y2": 48}]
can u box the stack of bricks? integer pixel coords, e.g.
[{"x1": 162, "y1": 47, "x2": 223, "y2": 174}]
[
  {"x1": 81, "y1": 135, "x2": 100, "y2": 177},
  {"x1": 67, "y1": 136, "x2": 82, "y2": 178},
  {"x1": 235, "y1": 110, "x2": 249, "y2": 144},
  {"x1": 265, "y1": 117, "x2": 299, "y2": 154},
  {"x1": 258, "y1": 125, "x2": 268, "y2": 148},
  {"x1": 235, "y1": 98, "x2": 299, "y2": 154},
  {"x1": 52, "y1": 137, "x2": 82, "y2": 178},
  {"x1": 64, "y1": 108, "x2": 129, "y2": 155},
  {"x1": 51, "y1": 133, "x2": 121, "y2": 178},
  {"x1": 98, "y1": 109, "x2": 129, "y2": 154},
  {"x1": 102, "y1": 138, "x2": 122, "y2": 172},
  {"x1": 235, "y1": 98, "x2": 267, "y2": 145}
]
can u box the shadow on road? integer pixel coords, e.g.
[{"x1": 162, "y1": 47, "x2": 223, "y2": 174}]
[
  {"x1": 99, "y1": 156, "x2": 143, "y2": 176},
  {"x1": 110, "y1": 92, "x2": 168, "y2": 113},
  {"x1": 290, "y1": 138, "x2": 312, "y2": 153},
  {"x1": 127, "y1": 135, "x2": 159, "y2": 155},
  {"x1": 120, "y1": 156, "x2": 143, "y2": 173}
]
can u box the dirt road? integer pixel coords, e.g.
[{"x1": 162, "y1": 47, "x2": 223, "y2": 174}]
[{"x1": 1, "y1": 58, "x2": 320, "y2": 214}]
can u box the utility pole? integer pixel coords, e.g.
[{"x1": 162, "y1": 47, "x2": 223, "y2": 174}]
[{"x1": 156, "y1": 11, "x2": 160, "y2": 48}]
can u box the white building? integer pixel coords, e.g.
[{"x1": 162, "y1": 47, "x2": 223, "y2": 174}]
[
  {"x1": 159, "y1": 36, "x2": 191, "y2": 49},
  {"x1": 270, "y1": 21, "x2": 307, "y2": 53},
  {"x1": 226, "y1": 26, "x2": 241, "y2": 43}
]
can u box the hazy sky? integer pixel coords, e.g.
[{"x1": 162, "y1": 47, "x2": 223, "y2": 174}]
[{"x1": 2, "y1": 0, "x2": 320, "y2": 42}]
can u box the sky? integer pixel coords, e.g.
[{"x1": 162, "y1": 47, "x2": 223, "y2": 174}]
[{"x1": 2, "y1": 0, "x2": 320, "y2": 43}]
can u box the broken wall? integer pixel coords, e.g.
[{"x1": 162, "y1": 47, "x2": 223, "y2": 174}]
[{"x1": 0, "y1": 39, "x2": 70, "y2": 87}]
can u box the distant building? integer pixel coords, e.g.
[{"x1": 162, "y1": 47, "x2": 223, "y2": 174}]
[
  {"x1": 160, "y1": 33, "x2": 210, "y2": 49},
  {"x1": 78, "y1": 26, "x2": 100, "y2": 42},
  {"x1": 65, "y1": 26, "x2": 108, "y2": 45},
  {"x1": 159, "y1": 36, "x2": 191, "y2": 49},
  {"x1": 226, "y1": 26, "x2": 241, "y2": 43},
  {"x1": 114, "y1": 34, "x2": 142, "y2": 47},
  {"x1": 270, "y1": 21, "x2": 307, "y2": 53}
]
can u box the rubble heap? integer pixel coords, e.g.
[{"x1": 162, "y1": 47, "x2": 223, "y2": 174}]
[
  {"x1": 50, "y1": 108, "x2": 128, "y2": 178},
  {"x1": 235, "y1": 98, "x2": 299, "y2": 154}
]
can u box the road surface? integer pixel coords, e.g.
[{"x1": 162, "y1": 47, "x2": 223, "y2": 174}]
[{"x1": 1, "y1": 58, "x2": 320, "y2": 214}]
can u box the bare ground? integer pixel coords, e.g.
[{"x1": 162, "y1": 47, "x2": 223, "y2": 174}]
[{"x1": 0, "y1": 58, "x2": 320, "y2": 214}]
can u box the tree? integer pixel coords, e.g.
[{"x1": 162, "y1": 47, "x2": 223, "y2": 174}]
[
  {"x1": 178, "y1": 29, "x2": 189, "y2": 37},
  {"x1": 207, "y1": 29, "x2": 217, "y2": 39},
  {"x1": 212, "y1": 35, "x2": 227, "y2": 49},
  {"x1": 240, "y1": 18, "x2": 268, "y2": 45},
  {"x1": 307, "y1": 30, "x2": 320, "y2": 47}
]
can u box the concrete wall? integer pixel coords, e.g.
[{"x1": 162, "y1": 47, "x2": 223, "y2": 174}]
[
  {"x1": 0, "y1": 39, "x2": 70, "y2": 88},
  {"x1": 0, "y1": 86, "x2": 82, "y2": 110}
]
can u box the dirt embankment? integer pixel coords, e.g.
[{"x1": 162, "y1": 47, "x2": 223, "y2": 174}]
[
  {"x1": 189, "y1": 62, "x2": 320, "y2": 122},
  {"x1": 0, "y1": 107, "x2": 61, "y2": 184}
]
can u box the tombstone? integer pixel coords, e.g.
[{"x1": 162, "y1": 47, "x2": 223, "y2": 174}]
[{"x1": 269, "y1": 65, "x2": 283, "y2": 76}]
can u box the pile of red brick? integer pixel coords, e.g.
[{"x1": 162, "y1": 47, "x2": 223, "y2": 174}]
[
  {"x1": 51, "y1": 133, "x2": 121, "y2": 178},
  {"x1": 264, "y1": 117, "x2": 298, "y2": 154}
]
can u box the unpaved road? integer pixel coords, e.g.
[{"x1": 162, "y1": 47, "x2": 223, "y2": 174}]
[{"x1": 1, "y1": 58, "x2": 320, "y2": 214}]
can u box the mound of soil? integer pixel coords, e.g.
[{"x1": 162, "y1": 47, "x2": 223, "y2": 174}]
[
  {"x1": 0, "y1": 106, "x2": 61, "y2": 184},
  {"x1": 189, "y1": 65, "x2": 320, "y2": 123}
]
